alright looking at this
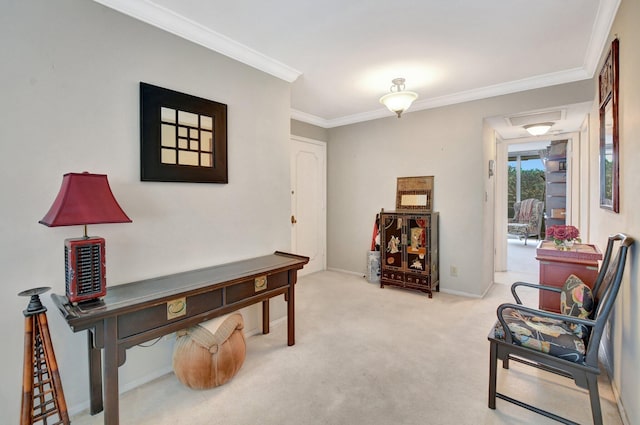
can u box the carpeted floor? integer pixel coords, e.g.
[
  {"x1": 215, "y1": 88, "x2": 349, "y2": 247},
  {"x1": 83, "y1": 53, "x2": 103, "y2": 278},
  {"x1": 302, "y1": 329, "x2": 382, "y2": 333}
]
[
  {"x1": 495, "y1": 236, "x2": 540, "y2": 284},
  {"x1": 71, "y1": 256, "x2": 623, "y2": 425}
]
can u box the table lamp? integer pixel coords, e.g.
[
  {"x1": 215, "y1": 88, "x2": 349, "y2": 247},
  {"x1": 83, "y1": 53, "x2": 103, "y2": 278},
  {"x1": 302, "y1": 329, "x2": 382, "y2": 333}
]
[{"x1": 39, "y1": 172, "x2": 132, "y2": 304}]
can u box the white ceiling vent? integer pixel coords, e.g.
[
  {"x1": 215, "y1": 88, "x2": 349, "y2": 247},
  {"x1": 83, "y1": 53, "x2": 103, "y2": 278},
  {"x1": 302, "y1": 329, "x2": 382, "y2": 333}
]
[{"x1": 507, "y1": 110, "x2": 565, "y2": 127}]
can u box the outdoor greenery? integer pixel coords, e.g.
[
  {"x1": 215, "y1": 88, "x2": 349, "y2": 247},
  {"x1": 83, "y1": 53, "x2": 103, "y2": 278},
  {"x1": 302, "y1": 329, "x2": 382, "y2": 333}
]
[
  {"x1": 603, "y1": 158, "x2": 613, "y2": 199},
  {"x1": 507, "y1": 165, "x2": 545, "y2": 218}
]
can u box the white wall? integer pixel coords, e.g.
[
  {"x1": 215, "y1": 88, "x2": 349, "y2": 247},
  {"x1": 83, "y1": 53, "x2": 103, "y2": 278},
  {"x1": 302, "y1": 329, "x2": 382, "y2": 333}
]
[
  {"x1": 326, "y1": 81, "x2": 593, "y2": 297},
  {"x1": 0, "y1": 1, "x2": 292, "y2": 421},
  {"x1": 588, "y1": 0, "x2": 640, "y2": 422},
  {"x1": 291, "y1": 119, "x2": 329, "y2": 142}
]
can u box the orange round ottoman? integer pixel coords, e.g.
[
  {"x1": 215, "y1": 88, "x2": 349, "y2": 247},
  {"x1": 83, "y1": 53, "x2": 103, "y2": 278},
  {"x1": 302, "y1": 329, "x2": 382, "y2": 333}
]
[{"x1": 172, "y1": 313, "x2": 246, "y2": 389}]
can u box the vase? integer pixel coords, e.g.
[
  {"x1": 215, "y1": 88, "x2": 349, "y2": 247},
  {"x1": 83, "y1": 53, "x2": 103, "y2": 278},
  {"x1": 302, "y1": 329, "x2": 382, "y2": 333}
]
[{"x1": 556, "y1": 240, "x2": 574, "y2": 251}]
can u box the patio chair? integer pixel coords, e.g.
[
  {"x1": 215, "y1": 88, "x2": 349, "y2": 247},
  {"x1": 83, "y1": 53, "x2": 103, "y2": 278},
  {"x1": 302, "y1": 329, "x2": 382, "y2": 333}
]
[
  {"x1": 488, "y1": 233, "x2": 634, "y2": 425},
  {"x1": 507, "y1": 198, "x2": 544, "y2": 245}
]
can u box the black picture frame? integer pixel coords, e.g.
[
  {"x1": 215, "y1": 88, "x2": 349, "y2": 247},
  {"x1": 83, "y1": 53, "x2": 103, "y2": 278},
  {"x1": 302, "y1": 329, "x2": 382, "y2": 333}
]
[
  {"x1": 140, "y1": 82, "x2": 228, "y2": 183},
  {"x1": 598, "y1": 39, "x2": 619, "y2": 212}
]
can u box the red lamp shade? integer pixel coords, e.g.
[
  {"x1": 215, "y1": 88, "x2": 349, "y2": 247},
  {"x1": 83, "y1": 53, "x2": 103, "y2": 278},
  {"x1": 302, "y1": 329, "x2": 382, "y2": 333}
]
[
  {"x1": 40, "y1": 172, "x2": 131, "y2": 304},
  {"x1": 39, "y1": 172, "x2": 132, "y2": 227}
]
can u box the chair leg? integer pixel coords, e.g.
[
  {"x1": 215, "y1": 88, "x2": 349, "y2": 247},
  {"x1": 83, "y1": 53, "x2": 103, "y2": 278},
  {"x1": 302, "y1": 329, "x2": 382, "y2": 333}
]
[
  {"x1": 586, "y1": 373, "x2": 603, "y2": 425},
  {"x1": 502, "y1": 355, "x2": 510, "y2": 369},
  {"x1": 489, "y1": 341, "x2": 497, "y2": 409}
]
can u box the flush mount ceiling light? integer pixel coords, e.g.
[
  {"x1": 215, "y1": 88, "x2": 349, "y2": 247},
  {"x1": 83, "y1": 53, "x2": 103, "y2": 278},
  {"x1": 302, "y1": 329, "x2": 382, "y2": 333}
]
[
  {"x1": 523, "y1": 122, "x2": 554, "y2": 136},
  {"x1": 379, "y1": 78, "x2": 418, "y2": 118}
]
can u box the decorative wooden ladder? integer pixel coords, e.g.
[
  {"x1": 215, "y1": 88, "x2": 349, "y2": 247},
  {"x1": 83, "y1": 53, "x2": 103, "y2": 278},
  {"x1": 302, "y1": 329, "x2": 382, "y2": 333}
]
[{"x1": 19, "y1": 287, "x2": 70, "y2": 425}]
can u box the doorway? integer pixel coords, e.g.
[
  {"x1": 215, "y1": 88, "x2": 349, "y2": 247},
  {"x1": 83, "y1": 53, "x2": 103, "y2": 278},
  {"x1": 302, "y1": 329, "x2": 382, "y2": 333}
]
[
  {"x1": 495, "y1": 132, "x2": 583, "y2": 278},
  {"x1": 490, "y1": 103, "x2": 591, "y2": 286},
  {"x1": 504, "y1": 141, "x2": 550, "y2": 281},
  {"x1": 290, "y1": 136, "x2": 327, "y2": 275}
]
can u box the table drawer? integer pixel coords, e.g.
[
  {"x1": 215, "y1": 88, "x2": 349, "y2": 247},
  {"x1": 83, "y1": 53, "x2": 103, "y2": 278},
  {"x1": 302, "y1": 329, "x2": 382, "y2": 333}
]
[
  {"x1": 118, "y1": 288, "x2": 223, "y2": 339},
  {"x1": 226, "y1": 271, "x2": 288, "y2": 304}
]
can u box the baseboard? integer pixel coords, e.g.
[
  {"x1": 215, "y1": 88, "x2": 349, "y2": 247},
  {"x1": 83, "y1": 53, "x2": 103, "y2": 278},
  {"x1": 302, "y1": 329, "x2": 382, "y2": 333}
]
[
  {"x1": 326, "y1": 267, "x2": 366, "y2": 277},
  {"x1": 599, "y1": 342, "x2": 630, "y2": 425},
  {"x1": 439, "y1": 287, "x2": 483, "y2": 298},
  {"x1": 67, "y1": 364, "x2": 174, "y2": 417},
  {"x1": 326, "y1": 267, "x2": 486, "y2": 298},
  {"x1": 244, "y1": 315, "x2": 288, "y2": 338},
  {"x1": 611, "y1": 380, "x2": 630, "y2": 425}
]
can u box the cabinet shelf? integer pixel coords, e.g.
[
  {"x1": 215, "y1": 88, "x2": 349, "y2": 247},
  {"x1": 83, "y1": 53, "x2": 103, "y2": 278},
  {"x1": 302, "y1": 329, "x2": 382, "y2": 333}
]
[{"x1": 545, "y1": 141, "x2": 568, "y2": 226}]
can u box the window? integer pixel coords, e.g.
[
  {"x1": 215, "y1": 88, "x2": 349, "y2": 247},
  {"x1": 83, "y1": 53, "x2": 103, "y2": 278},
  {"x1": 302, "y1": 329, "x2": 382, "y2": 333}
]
[{"x1": 507, "y1": 153, "x2": 544, "y2": 218}]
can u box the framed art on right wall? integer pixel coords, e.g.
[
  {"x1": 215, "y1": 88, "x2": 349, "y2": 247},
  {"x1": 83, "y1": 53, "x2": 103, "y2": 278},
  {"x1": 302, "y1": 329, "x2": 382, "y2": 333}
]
[{"x1": 599, "y1": 38, "x2": 619, "y2": 212}]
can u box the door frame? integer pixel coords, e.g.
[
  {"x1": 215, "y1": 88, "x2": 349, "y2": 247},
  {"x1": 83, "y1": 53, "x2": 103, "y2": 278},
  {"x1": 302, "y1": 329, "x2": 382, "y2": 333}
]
[
  {"x1": 494, "y1": 131, "x2": 584, "y2": 272},
  {"x1": 290, "y1": 135, "x2": 327, "y2": 275}
]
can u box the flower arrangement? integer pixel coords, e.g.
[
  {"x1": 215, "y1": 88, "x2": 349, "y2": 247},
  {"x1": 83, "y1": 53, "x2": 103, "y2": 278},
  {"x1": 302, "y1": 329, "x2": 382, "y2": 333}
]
[{"x1": 546, "y1": 225, "x2": 581, "y2": 248}]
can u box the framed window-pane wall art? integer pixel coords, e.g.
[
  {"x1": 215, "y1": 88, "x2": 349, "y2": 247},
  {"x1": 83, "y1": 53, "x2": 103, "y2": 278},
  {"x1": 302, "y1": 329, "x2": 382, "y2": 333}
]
[{"x1": 140, "y1": 82, "x2": 228, "y2": 183}]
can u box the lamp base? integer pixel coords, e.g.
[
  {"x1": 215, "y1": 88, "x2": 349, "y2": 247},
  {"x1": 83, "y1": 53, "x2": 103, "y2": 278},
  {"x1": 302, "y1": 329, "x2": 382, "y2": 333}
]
[
  {"x1": 75, "y1": 298, "x2": 106, "y2": 312},
  {"x1": 65, "y1": 236, "x2": 106, "y2": 303}
]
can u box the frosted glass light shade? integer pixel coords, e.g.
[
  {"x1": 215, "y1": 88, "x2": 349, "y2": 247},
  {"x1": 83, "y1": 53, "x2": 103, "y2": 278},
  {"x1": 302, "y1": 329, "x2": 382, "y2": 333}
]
[
  {"x1": 380, "y1": 91, "x2": 418, "y2": 117},
  {"x1": 524, "y1": 122, "x2": 553, "y2": 136}
]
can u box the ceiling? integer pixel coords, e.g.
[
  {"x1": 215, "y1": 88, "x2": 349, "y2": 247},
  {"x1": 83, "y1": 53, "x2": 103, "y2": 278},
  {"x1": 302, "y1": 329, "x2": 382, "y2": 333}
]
[{"x1": 94, "y1": 0, "x2": 619, "y2": 133}]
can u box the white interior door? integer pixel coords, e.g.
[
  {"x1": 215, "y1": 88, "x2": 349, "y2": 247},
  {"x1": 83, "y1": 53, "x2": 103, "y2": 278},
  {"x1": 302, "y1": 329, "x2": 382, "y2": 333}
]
[{"x1": 290, "y1": 136, "x2": 326, "y2": 275}]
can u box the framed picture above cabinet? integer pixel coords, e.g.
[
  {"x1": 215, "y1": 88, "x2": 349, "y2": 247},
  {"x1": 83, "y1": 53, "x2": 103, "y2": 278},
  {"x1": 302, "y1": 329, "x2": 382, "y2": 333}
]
[{"x1": 395, "y1": 176, "x2": 433, "y2": 212}]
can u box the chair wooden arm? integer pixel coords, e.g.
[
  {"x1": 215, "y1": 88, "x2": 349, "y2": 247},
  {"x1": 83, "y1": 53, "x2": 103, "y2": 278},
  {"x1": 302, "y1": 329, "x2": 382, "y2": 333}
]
[{"x1": 510, "y1": 281, "x2": 562, "y2": 304}]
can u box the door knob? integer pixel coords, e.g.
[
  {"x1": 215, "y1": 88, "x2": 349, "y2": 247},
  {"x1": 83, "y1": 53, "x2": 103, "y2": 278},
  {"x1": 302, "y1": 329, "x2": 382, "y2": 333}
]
[{"x1": 291, "y1": 215, "x2": 297, "y2": 224}]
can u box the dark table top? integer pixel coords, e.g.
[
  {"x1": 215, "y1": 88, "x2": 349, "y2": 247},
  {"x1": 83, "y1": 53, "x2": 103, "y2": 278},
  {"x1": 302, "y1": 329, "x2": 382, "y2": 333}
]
[{"x1": 51, "y1": 251, "x2": 308, "y2": 328}]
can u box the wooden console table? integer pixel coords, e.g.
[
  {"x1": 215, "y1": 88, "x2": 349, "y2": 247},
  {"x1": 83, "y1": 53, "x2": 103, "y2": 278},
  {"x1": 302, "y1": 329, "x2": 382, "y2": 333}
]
[
  {"x1": 536, "y1": 241, "x2": 602, "y2": 312},
  {"x1": 51, "y1": 251, "x2": 308, "y2": 425}
]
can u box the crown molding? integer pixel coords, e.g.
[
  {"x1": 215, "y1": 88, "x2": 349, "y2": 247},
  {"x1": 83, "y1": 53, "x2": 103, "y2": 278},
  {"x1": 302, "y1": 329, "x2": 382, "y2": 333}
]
[
  {"x1": 93, "y1": 0, "x2": 301, "y2": 82},
  {"x1": 582, "y1": 0, "x2": 621, "y2": 77},
  {"x1": 290, "y1": 110, "x2": 331, "y2": 128},
  {"x1": 94, "y1": 0, "x2": 617, "y2": 129},
  {"x1": 299, "y1": 67, "x2": 591, "y2": 129},
  {"x1": 411, "y1": 67, "x2": 591, "y2": 111}
]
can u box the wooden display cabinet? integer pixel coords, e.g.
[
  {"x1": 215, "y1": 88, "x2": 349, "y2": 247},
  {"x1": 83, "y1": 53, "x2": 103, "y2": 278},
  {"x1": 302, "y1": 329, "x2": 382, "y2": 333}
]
[
  {"x1": 545, "y1": 140, "x2": 568, "y2": 229},
  {"x1": 536, "y1": 241, "x2": 602, "y2": 312},
  {"x1": 379, "y1": 211, "x2": 439, "y2": 297}
]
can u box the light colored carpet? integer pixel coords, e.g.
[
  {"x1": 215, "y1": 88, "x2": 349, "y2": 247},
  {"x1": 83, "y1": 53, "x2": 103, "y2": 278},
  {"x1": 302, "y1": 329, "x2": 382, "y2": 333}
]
[
  {"x1": 495, "y1": 237, "x2": 540, "y2": 285},
  {"x1": 71, "y1": 267, "x2": 623, "y2": 424},
  {"x1": 506, "y1": 236, "x2": 540, "y2": 273}
]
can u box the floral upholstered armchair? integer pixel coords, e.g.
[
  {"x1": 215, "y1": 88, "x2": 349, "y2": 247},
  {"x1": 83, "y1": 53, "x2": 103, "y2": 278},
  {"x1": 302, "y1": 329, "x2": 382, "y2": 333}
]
[{"x1": 507, "y1": 198, "x2": 544, "y2": 245}]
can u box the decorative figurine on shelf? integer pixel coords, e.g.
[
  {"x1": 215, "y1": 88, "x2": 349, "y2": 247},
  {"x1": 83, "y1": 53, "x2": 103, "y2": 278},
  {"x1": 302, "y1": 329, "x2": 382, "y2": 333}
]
[
  {"x1": 410, "y1": 227, "x2": 422, "y2": 250},
  {"x1": 387, "y1": 235, "x2": 400, "y2": 254},
  {"x1": 546, "y1": 225, "x2": 581, "y2": 250},
  {"x1": 410, "y1": 258, "x2": 424, "y2": 270}
]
